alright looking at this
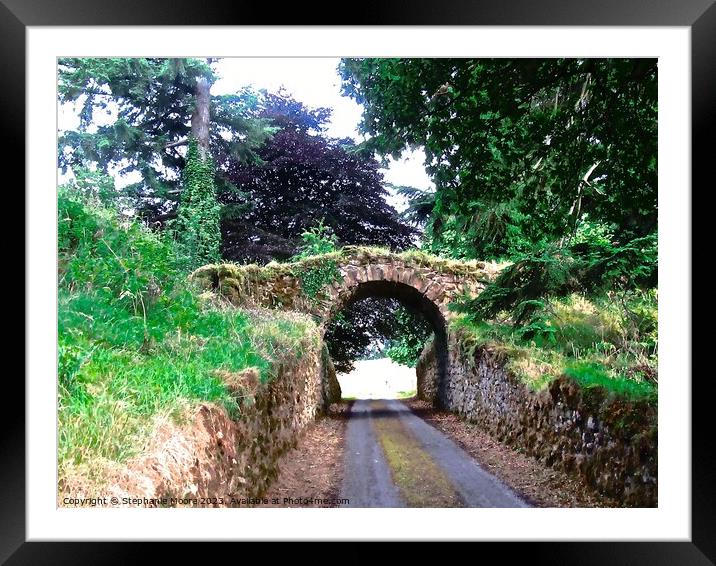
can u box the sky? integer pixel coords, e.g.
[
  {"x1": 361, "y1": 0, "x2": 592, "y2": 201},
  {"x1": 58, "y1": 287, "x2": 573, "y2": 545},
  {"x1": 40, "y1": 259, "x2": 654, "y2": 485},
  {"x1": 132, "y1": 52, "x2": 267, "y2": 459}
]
[{"x1": 59, "y1": 57, "x2": 435, "y2": 212}]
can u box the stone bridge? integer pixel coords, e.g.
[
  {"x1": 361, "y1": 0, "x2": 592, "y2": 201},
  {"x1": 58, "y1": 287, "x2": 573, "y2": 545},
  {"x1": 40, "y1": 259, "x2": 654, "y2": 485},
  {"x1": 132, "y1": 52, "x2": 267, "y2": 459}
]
[
  {"x1": 191, "y1": 245, "x2": 497, "y2": 333},
  {"x1": 191, "y1": 246, "x2": 499, "y2": 398}
]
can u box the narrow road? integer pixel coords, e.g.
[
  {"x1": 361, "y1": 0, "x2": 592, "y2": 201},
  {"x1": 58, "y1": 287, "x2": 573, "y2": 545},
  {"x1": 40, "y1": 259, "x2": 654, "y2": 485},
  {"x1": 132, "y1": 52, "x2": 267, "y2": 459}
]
[{"x1": 339, "y1": 399, "x2": 529, "y2": 508}]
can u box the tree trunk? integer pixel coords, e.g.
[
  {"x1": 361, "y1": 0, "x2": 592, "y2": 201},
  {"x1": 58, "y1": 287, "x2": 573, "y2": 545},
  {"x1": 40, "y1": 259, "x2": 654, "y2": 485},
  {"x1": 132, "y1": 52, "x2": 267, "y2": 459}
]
[{"x1": 191, "y1": 77, "x2": 211, "y2": 159}]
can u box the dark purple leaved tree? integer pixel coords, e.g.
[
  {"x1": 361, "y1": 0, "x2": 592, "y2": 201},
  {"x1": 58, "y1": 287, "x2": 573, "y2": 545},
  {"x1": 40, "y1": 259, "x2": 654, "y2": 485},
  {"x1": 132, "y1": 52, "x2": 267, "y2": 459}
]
[{"x1": 218, "y1": 92, "x2": 417, "y2": 263}]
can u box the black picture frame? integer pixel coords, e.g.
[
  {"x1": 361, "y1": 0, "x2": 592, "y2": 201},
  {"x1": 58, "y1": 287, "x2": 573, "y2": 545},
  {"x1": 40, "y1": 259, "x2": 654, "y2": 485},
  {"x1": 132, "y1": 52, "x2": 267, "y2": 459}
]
[{"x1": 6, "y1": 0, "x2": 709, "y2": 562}]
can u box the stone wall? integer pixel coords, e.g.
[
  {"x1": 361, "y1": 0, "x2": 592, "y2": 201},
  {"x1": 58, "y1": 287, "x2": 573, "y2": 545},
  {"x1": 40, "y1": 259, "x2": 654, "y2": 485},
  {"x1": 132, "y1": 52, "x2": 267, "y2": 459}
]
[
  {"x1": 67, "y1": 326, "x2": 335, "y2": 507},
  {"x1": 321, "y1": 343, "x2": 342, "y2": 409},
  {"x1": 416, "y1": 338, "x2": 439, "y2": 401},
  {"x1": 417, "y1": 334, "x2": 658, "y2": 507}
]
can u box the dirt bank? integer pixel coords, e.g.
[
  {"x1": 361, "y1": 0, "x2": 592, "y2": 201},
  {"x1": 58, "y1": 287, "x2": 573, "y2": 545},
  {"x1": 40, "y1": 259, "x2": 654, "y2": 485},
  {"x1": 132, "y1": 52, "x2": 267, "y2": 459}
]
[{"x1": 258, "y1": 401, "x2": 352, "y2": 507}]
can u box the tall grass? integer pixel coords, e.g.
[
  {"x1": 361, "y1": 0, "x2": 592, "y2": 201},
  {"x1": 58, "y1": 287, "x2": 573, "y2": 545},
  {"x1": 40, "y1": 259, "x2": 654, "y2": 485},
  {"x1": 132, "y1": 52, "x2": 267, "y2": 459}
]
[
  {"x1": 57, "y1": 191, "x2": 311, "y2": 480},
  {"x1": 451, "y1": 292, "x2": 657, "y2": 400}
]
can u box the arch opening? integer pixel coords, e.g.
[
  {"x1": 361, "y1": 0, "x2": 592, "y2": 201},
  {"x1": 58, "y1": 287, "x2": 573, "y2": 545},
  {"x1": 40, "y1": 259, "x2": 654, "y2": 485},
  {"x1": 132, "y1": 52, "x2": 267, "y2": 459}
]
[{"x1": 322, "y1": 280, "x2": 449, "y2": 404}]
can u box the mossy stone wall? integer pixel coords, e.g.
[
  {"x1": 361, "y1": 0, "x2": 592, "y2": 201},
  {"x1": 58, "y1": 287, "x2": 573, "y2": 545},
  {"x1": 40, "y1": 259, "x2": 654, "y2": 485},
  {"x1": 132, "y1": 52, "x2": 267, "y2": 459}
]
[{"x1": 417, "y1": 334, "x2": 657, "y2": 507}]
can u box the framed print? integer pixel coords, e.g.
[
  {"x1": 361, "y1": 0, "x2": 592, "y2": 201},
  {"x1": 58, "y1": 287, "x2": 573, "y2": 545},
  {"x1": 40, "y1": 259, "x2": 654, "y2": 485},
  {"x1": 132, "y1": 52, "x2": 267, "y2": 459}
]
[{"x1": 8, "y1": 0, "x2": 711, "y2": 562}]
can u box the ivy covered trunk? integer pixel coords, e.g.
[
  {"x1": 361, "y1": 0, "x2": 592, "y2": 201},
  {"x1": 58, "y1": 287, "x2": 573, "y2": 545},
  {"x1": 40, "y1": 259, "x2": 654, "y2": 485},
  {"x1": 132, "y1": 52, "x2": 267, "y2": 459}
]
[{"x1": 174, "y1": 77, "x2": 221, "y2": 271}]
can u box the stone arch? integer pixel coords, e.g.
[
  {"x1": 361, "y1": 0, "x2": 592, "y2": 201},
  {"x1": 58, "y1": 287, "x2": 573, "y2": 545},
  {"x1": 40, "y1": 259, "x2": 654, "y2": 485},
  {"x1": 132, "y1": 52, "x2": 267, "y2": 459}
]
[
  {"x1": 190, "y1": 250, "x2": 496, "y2": 405},
  {"x1": 321, "y1": 279, "x2": 450, "y2": 404},
  {"x1": 323, "y1": 261, "x2": 456, "y2": 324},
  {"x1": 191, "y1": 250, "x2": 492, "y2": 326}
]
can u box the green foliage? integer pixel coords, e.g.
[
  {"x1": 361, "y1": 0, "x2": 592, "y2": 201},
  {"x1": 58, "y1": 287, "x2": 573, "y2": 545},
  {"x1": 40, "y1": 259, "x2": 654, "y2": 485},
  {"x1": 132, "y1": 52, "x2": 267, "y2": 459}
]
[
  {"x1": 57, "y1": 192, "x2": 306, "y2": 475},
  {"x1": 512, "y1": 304, "x2": 554, "y2": 343},
  {"x1": 293, "y1": 221, "x2": 339, "y2": 258},
  {"x1": 58, "y1": 186, "x2": 177, "y2": 325},
  {"x1": 324, "y1": 298, "x2": 433, "y2": 373},
  {"x1": 297, "y1": 261, "x2": 342, "y2": 300},
  {"x1": 452, "y1": 230, "x2": 657, "y2": 333},
  {"x1": 62, "y1": 167, "x2": 118, "y2": 206},
  {"x1": 457, "y1": 245, "x2": 576, "y2": 325},
  {"x1": 58, "y1": 57, "x2": 274, "y2": 222},
  {"x1": 292, "y1": 222, "x2": 342, "y2": 299},
  {"x1": 172, "y1": 138, "x2": 221, "y2": 272},
  {"x1": 577, "y1": 233, "x2": 658, "y2": 293},
  {"x1": 451, "y1": 291, "x2": 657, "y2": 400},
  {"x1": 340, "y1": 58, "x2": 657, "y2": 260},
  {"x1": 385, "y1": 307, "x2": 433, "y2": 367},
  {"x1": 58, "y1": 58, "x2": 212, "y2": 204},
  {"x1": 544, "y1": 295, "x2": 622, "y2": 352},
  {"x1": 393, "y1": 184, "x2": 436, "y2": 228}
]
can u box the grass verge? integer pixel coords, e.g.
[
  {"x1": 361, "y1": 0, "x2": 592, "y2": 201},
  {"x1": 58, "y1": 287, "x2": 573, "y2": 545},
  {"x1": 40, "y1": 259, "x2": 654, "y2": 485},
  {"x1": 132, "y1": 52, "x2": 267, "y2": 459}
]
[
  {"x1": 58, "y1": 191, "x2": 314, "y2": 487},
  {"x1": 396, "y1": 389, "x2": 417, "y2": 399},
  {"x1": 450, "y1": 292, "x2": 657, "y2": 401}
]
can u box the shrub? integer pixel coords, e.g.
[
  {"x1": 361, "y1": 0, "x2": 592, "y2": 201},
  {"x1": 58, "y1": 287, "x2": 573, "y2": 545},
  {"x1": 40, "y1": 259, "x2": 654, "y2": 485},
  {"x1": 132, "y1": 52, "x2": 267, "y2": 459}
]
[
  {"x1": 291, "y1": 221, "x2": 342, "y2": 299},
  {"x1": 292, "y1": 220, "x2": 339, "y2": 258}
]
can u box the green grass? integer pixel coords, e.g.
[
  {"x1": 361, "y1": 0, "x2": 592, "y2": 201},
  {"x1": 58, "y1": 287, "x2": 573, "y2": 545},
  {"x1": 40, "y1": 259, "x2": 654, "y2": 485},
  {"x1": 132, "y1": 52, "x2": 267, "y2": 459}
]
[
  {"x1": 57, "y1": 191, "x2": 313, "y2": 483},
  {"x1": 451, "y1": 292, "x2": 657, "y2": 401},
  {"x1": 396, "y1": 389, "x2": 417, "y2": 399},
  {"x1": 564, "y1": 361, "x2": 656, "y2": 401},
  {"x1": 372, "y1": 400, "x2": 462, "y2": 507},
  {"x1": 58, "y1": 302, "x2": 306, "y2": 472}
]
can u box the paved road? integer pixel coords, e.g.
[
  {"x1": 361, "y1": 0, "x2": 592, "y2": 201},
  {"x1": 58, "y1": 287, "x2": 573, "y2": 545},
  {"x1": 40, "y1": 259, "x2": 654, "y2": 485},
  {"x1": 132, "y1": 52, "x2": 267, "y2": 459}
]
[{"x1": 339, "y1": 399, "x2": 529, "y2": 508}]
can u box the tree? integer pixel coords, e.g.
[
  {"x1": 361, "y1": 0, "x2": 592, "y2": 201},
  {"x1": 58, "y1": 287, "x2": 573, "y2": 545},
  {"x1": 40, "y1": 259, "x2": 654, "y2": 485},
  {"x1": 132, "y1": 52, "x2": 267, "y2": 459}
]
[
  {"x1": 339, "y1": 58, "x2": 657, "y2": 260},
  {"x1": 58, "y1": 57, "x2": 273, "y2": 223},
  {"x1": 220, "y1": 92, "x2": 417, "y2": 263},
  {"x1": 324, "y1": 298, "x2": 432, "y2": 374},
  {"x1": 218, "y1": 93, "x2": 425, "y2": 370},
  {"x1": 392, "y1": 184, "x2": 437, "y2": 228},
  {"x1": 384, "y1": 306, "x2": 433, "y2": 367}
]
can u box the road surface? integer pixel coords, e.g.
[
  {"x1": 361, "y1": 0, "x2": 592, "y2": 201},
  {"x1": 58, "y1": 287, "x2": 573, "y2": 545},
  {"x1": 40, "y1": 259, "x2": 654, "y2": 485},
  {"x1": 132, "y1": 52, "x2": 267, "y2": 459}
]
[{"x1": 339, "y1": 399, "x2": 529, "y2": 508}]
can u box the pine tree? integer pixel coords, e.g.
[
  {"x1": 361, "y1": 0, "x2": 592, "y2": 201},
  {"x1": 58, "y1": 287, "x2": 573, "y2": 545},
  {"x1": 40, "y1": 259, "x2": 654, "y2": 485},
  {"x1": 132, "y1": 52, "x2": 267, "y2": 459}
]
[{"x1": 58, "y1": 57, "x2": 273, "y2": 223}]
